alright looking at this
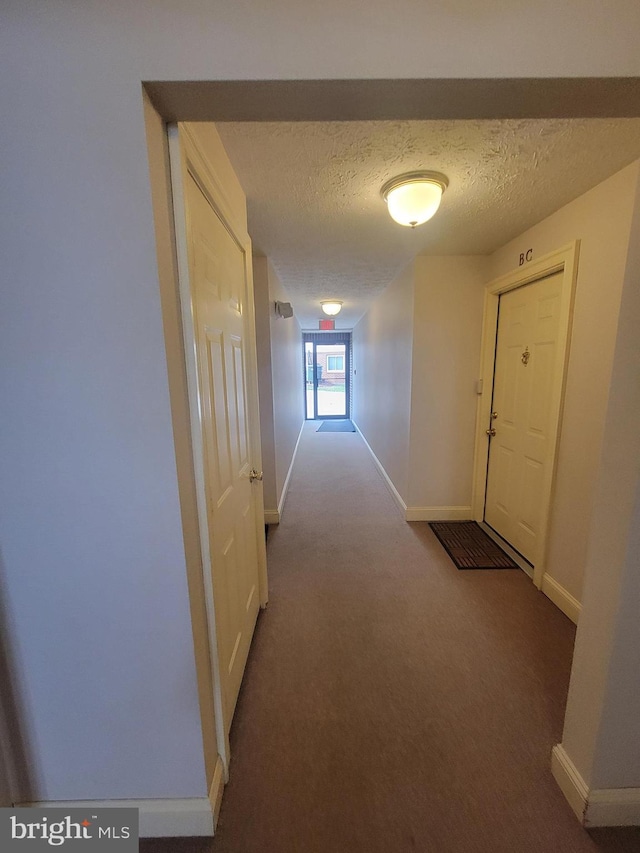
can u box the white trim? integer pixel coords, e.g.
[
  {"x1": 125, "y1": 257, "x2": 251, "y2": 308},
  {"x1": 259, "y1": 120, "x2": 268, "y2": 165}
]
[
  {"x1": 586, "y1": 787, "x2": 640, "y2": 827},
  {"x1": 471, "y1": 242, "x2": 580, "y2": 591},
  {"x1": 209, "y1": 756, "x2": 225, "y2": 828},
  {"x1": 405, "y1": 506, "x2": 472, "y2": 522},
  {"x1": 22, "y1": 798, "x2": 214, "y2": 838},
  {"x1": 551, "y1": 745, "x2": 640, "y2": 827},
  {"x1": 551, "y1": 744, "x2": 588, "y2": 822},
  {"x1": 264, "y1": 509, "x2": 280, "y2": 525},
  {"x1": 352, "y1": 421, "x2": 407, "y2": 516},
  {"x1": 541, "y1": 573, "x2": 582, "y2": 624},
  {"x1": 277, "y1": 420, "x2": 305, "y2": 521}
]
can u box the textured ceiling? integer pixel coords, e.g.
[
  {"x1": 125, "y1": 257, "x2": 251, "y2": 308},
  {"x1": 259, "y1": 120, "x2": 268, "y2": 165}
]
[{"x1": 216, "y1": 119, "x2": 640, "y2": 329}]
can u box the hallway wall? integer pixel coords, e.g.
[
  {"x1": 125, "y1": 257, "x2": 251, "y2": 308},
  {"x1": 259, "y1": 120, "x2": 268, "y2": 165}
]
[
  {"x1": 560, "y1": 173, "x2": 640, "y2": 799},
  {"x1": 352, "y1": 263, "x2": 414, "y2": 504},
  {"x1": 254, "y1": 257, "x2": 278, "y2": 516},
  {"x1": 353, "y1": 256, "x2": 487, "y2": 516},
  {"x1": 488, "y1": 160, "x2": 640, "y2": 606},
  {"x1": 253, "y1": 256, "x2": 305, "y2": 522},
  {"x1": 407, "y1": 256, "x2": 488, "y2": 516}
]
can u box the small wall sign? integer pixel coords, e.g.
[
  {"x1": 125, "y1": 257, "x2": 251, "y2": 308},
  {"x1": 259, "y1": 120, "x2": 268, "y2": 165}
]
[{"x1": 519, "y1": 248, "x2": 533, "y2": 266}]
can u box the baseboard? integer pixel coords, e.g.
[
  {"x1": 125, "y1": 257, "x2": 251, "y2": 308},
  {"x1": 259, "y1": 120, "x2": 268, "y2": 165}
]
[
  {"x1": 551, "y1": 744, "x2": 640, "y2": 827},
  {"x1": 263, "y1": 509, "x2": 280, "y2": 525},
  {"x1": 551, "y1": 744, "x2": 588, "y2": 822},
  {"x1": 405, "y1": 505, "x2": 472, "y2": 522},
  {"x1": 277, "y1": 420, "x2": 305, "y2": 521},
  {"x1": 541, "y1": 573, "x2": 582, "y2": 625},
  {"x1": 209, "y1": 756, "x2": 225, "y2": 829},
  {"x1": 586, "y1": 787, "x2": 640, "y2": 827},
  {"x1": 351, "y1": 421, "x2": 407, "y2": 516},
  {"x1": 22, "y1": 797, "x2": 215, "y2": 837}
]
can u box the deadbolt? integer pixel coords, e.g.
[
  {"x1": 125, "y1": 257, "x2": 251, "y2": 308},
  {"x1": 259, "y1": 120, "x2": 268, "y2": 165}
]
[{"x1": 491, "y1": 411, "x2": 498, "y2": 419}]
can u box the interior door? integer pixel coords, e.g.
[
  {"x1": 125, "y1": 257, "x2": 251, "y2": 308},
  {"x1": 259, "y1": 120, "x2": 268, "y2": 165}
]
[
  {"x1": 183, "y1": 164, "x2": 263, "y2": 733},
  {"x1": 484, "y1": 272, "x2": 564, "y2": 564}
]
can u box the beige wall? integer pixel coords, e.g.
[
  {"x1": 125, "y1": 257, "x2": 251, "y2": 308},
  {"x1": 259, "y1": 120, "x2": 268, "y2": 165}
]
[
  {"x1": 253, "y1": 256, "x2": 278, "y2": 515},
  {"x1": 488, "y1": 161, "x2": 640, "y2": 603},
  {"x1": 352, "y1": 263, "x2": 414, "y2": 503},
  {"x1": 408, "y1": 257, "x2": 488, "y2": 511},
  {"x1": 266, "y1": 261, "x2": 305, "y2": 513},
  {"x1": 561, "y1": 175, "x2": 640, "y2": 790},
  {"x1": 254, "y1": 257, "x2": 304, "y2": 518}
]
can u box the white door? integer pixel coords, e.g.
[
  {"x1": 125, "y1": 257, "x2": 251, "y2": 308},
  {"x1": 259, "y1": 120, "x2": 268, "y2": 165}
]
[
  {"x1": 484, "y1": 272, "x2": 564, "y2": 564},
  {"x1": 172, "y1": 127, "x2": 266, "y2": 745}
]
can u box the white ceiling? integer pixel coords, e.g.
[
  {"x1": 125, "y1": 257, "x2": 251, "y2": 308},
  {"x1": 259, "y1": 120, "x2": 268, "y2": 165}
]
[{"x1": 216, "y1": 119, "x2": 640, "y2": 329}]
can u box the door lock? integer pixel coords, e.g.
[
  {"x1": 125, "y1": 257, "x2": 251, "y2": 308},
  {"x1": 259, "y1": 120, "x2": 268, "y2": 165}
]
[
  {"x1": 249, "y1": 469, "x2": 263, "y2": 483},
  {"x1": 486, "y1": 428, "x2": 496, "y2": 437}
]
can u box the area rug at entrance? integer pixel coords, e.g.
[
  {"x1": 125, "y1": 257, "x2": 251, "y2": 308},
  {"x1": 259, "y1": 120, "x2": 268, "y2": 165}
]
[
  {"x1": 316, "y1": 420, "x2": 356, "y2": 432},
  {"x1": 429, "y1": 521, "x2": 519, "y2": 570}
]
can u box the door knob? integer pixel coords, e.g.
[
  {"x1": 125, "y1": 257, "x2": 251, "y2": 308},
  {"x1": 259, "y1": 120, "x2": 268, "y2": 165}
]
[
  {"x1": 249, "y1": 469, "x2": 263, "y2": 483},
  {"x1": 486, "y1": 428, "x2": 496, "y2": 437}
]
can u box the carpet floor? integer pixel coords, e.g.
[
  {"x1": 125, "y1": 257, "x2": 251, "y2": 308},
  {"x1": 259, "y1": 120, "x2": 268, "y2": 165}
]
[
  {"x1": 316, "y1": 419, "x2": 356, "y2": 432},
  {"x1": 142, "y1": 424, "x2": 640, "y2": 853}
]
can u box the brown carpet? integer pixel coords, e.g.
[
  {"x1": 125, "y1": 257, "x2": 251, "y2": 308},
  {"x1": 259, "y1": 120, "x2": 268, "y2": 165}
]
[{"x1": 142, "y1": 424, "x2": 640, "y2": 853}]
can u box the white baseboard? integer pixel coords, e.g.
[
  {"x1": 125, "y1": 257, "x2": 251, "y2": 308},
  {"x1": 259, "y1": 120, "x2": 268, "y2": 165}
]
[
  {"x1": 587, "y1": 787, "x2": 640, "y2": 827},
  {"x1": 22, "y1": 797, "x2": 215, "y2": 837},
  {"x1": 541, "y1": 573, "x2": 582, "y2": 625},
  {"x1": 405, "y1": 505, "x2": 472, "y2": 522},
  {"x1": 551, "y1": 744, "x2": 640, "y2": 827},
  {"x1": 263, "y1": 509, "x2": 280, "y2": 525},
  {"x1": 351, "y1": 421, "x2": 407, "y2": 516},
  {"x1": 276, "y1": 420, "x2": 305, "y2": 521},
  {"x1": 551, "y1": 744, "x2": 588, "y2": 822}
]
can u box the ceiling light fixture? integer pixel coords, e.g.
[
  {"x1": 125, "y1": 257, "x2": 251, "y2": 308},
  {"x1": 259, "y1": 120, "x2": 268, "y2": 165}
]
[
  {"x1": 321, "y1": 300, "x2": 343, "y2": 316},
  {"x1": 381, "y1": 171, "x2": 449, "y2": 228}
]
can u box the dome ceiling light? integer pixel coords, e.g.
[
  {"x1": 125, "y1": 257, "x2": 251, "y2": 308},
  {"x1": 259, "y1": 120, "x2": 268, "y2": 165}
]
[
  {"x1": 381, "y1": 171, "x2": 449, "y2": 228},
  {"x1": 321, "y1": 300, "x2": 343, "y2": 316}
]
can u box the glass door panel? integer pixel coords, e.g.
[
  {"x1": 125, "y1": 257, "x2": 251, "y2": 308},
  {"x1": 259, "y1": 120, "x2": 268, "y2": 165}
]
[
  {"x1": 305, "y1": 341, "x2": 315, "y2": 419},
  {"x1": 316, "y1": 344, "x2": 347, "y2": 418}
]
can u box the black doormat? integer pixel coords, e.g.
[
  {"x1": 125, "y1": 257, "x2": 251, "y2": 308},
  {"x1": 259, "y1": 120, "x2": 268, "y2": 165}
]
[
  {"x1": 317, "y1": 420, "x2": 356, "y2": 432},
  {"x1": 428, "y1": 521, "x2": 519, "y2": 570}
]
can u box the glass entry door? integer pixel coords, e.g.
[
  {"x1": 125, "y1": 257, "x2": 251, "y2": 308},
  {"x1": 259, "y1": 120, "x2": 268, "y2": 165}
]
[{"x1": 304, "y1": 333, "x2": 350, "y2": 419}]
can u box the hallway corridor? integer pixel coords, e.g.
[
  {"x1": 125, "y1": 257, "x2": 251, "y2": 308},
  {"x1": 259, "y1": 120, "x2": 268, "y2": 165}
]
[{"x1": 145, "y1": 425, "x2": 640, "y2": 853}]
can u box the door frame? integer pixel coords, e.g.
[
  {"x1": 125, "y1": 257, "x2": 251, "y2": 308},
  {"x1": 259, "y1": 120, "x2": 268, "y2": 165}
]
[
  {"x1": 168, "y1": 122, "x2": 269, "y2": 774},
  {"x1": 303, "y1": 332, "x2": 351, "y2": 420},
  {"x1": 471, "y1": 241, "x2": 580, "y2": 589}
]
